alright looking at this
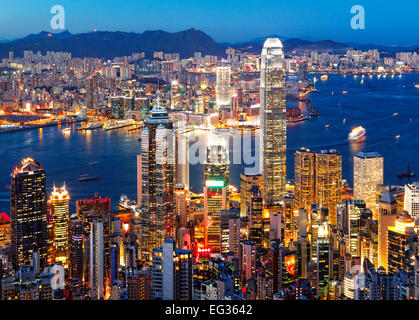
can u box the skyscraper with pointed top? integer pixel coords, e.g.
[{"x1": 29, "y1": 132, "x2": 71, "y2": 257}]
[
  {"x1": 260, "y1": 38, "x2": 287, "y2": 207},
  {"x1": 137, "y1": 92, "x2": 175, "y2": 262}
]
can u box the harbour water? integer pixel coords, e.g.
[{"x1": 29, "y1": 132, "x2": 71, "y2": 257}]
[{"x1": 0, "y1": 73, "x2": 418, "y2": 213}]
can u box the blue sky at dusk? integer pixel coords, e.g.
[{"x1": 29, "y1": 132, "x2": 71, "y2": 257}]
[{"x1": 0, "y1": 0, "x2": 417, "y2": 45}]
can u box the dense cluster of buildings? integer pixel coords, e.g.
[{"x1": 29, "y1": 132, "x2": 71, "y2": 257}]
[{"x1": 0, "y1": 38, "x2": 418, "y2": 301}]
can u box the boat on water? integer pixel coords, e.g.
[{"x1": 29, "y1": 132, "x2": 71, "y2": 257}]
[
  {"x1": 320, "y1": 75, "x2": 328, "y2": 81},
  {"x1": 77, "y1": 174, "x2": 100, "y2": 182},
  {"x1": 342, "y1": 90, "x2": 348, "y2": 94},
  {"x1": 119, "y1": 194, "x2": 137, "y2": 210},
  {"x1": 395, "y1": 134, "x2": 400, "y2": 139},
  {"x1": 348, "y1": 126, "x2": 366, "y2": 141},
  {"x1": 325, "y1": 124, "x2": 331, "y2": 128},
  {"x1": 104, "y1": 119, "x2": 136, "y2": 131},
  {"x1": 397, "y1": 164, "x2": 416, "y2": 178},
  {"x1": 415, "y1": 83, "x2": 419, "y2": 89},
  {"x1": 62, "y1": 127, "x2": 71, "y2": 133},
  {"x1": 84, "y1": 122, "x2": 103, "y2": 130}
]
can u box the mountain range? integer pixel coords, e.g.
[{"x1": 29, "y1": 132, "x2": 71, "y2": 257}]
[{"x1": 0, "y1": 29, "x2": 417, "y2": 59}]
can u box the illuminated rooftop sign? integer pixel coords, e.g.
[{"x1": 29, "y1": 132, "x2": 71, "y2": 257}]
[{"x1": 206, "y1": 180, "x2": 225, "y2": 188}]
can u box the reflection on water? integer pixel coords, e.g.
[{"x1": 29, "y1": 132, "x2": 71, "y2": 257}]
[{"x1": 0, "y1": 73, "x2": 418, "y2": 214}]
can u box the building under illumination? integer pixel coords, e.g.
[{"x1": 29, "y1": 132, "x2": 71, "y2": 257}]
[
  {"x1": 260, "y1": 38, "x2": 287, "y2": 206},
  {"x1": 315, "y1": 150, "x2": 342, "y2": 226},
  {"x1": 294, "y1": 148, "x2": 316, "y2": 213},
  {"x1": 204, "y1": 135, "x2": 229, "y2": 253},
  {"x1": 90, "y1": 220, "x2": 104, "y2": 300},
  {"x1": 404, "y1": 183, "x2": 419, "y2": 220},
  {"x1": 387, "y1": 211, "x2": 418, "y2": 274},
  {"x1": 239, "y1": 174, "x2": 263, "y2": 218},
  {"x1": 49, "y1": 185, "x2": 70, "y2": 264},
  {"x1": 10, "y1": 157, "x2": 48, "y2": 269},
  {"x1": 138, "y1": 94, "x2": 175, "y2": 261},
  {"x1": 353, "y1": 152, "x2": 383, "y2": 219},
  {"x1": 216, "y1": 66, "x2": 231, "y2": 106}
]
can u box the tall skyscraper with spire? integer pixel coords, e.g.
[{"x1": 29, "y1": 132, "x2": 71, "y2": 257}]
[
  {"x1": 10, "y1": 158, "x2": 48, "y2": 269},
  {"x1": 137, "y1": 93, "x2": 175, "y2": 261},
  {"x1": 260, "y1": 38, "x2": 287, "y2": 206}
]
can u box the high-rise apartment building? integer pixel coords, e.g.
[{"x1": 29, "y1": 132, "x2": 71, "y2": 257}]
[
  {"x1": 90, "y1": 221, "x2": 104, "y2": 300},
  {"x1": 260, "y1": 38, "x2": 287, "y2": 206},
  {"x1": 152, "y1": 239, "x2": 192, "y2": 300}
]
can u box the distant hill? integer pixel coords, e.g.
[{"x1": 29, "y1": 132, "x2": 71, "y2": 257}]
[
  {"x1": 0, "y1": 29, "x2": 416, "y2": 60},
  {"x1": 0, "y1": 29, "x2": 226, "y2": 59},
  {"x1": 231, "y1": 38, "x2": 351, "y2": 54}
]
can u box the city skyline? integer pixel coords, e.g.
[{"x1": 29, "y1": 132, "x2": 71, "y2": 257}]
[{"x1": 0, "y1": 15, "x2": 418, "y2": 302}]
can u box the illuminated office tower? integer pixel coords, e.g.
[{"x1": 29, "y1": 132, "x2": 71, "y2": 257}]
[
  {"x1": 10, "y1": 158, "x2": 48, "y2": 269},
  {"x1": 174, "y1": 184, "x2": 189, "y2": 227},
  {"x1": 415, "y1": 256, "x2": 419, "y2": 300},
  {"x1": 90, "y1": 221, "x2": 104, "y2": 300},
  {"x1": 387, "y1": 211, "x2": 418, "y2": 274},
  {"x1": 347, "y1": 200, "x2": 367, "y2": 257},
  {"x1": 315, "y1": 150, "x2": 342, "y2": 225},
  {"x1": 404, "y1": 183, "x2": 419, "y2": 219},
  {"x1": 138, "y1": 95, "x2": 175, "y2": 261},
  {"x1": 294, "y1": 148, "x2": 316, "y2": 213},
  {"x1": 249, "y1": 186, "x2": 263, "y2": 247},
  {"x1": 151, "y1": 239, "x2": 192, "y2": 300},
  {"x1": 49, "y1": 185, "x2": 70, "y2": 264},
  {"x1": 378, "y1": 191, "x2": 398, "y2": 270},
  {"x1": 69, "y1": 215, "x2": 83, "y2": 280},
  {"x1": 353, "y1": 152, "x2": 383, "y2": 219},
  {"x1": 260, "y1": 38, "x2": 287, "y2": 206},
  {"x1": 240, "y1": 174, "x2": 263, "y2": 218},
  {"x1": 317, "y1": 223, "x2": 330, "y2": 297},
  {"x1": 0, "y1": 213, "x2": 10, "y2": 248},
  {"x1": 216, "y1": 66, "x2": 231, "y2": 106},
  {"x1": 204, "y1": 135, "x2": 229, "y2": 253}
]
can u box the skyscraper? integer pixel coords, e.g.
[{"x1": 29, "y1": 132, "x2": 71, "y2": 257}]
[
  {"x1": 204, "y1": 135, "x2": 229, "y2": 253},
  {"x1": 353, "y1": 152, "x2": 383, "y2": 218},
  {"x1": 378, "y1": 191, "x2": 398, "y2": 270},
  {"x1": 260, "y1": 38, "x2": 287, "y2": 206},
  {"x1": 138, "y1": 94, "x2": 175, "y2": 261},
  {"x1": 152, "y1": 238, "x2": 192, "y2": 300},
  {"x1": 90, "y1": 221, "x2": 104, "y2": 300},
  {"x1": 216, "y1": 66, "x2": 231, "y2": 106},
  {"x1": 294, "y1": 148, "x2": 316, "y2": 213},
  {"x1": 69, "y1": 215, "x2": 83, "y2": 281},
  {"x1": 387, "y1": 211, "x2": 418, "y2": 275},
  {"x1": 239, "y1": 174, "x2": 263, "y2": 218},
  {"x1": 404, "y1": 182, "x2": 419, "y2": 219},
  {"x1": 49, "y1": 185, "x2": 70, "y2": 264},
  {"x1": 10, "y1": 158, "x2": 48, "y2": 269},
  {"x1": 315, "y1": 150, "x2": 342, "y2": 225}
]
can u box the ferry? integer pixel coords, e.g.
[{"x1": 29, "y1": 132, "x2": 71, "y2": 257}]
[
  {"x1": 348, "y1": 126, "x2": 366, "y2": 141},
  {"x1": 395, "y1": 134, "x2": 400, "y2": 139},
  {"x1": 320, "y1": 75, "x2": 328, "y2": 81},
  {"x1": 85, "y1": 122, "x2": 103, "y2": 130},
  {"x1": 119, "y1": 194, "x2": 137, "y2": 211},
  {"x1": 62, "y1": 127, "x2": 71, "y2": 133},
  {"x1": 104, "y1": 119, "x2": 136, "y2": 131}
]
